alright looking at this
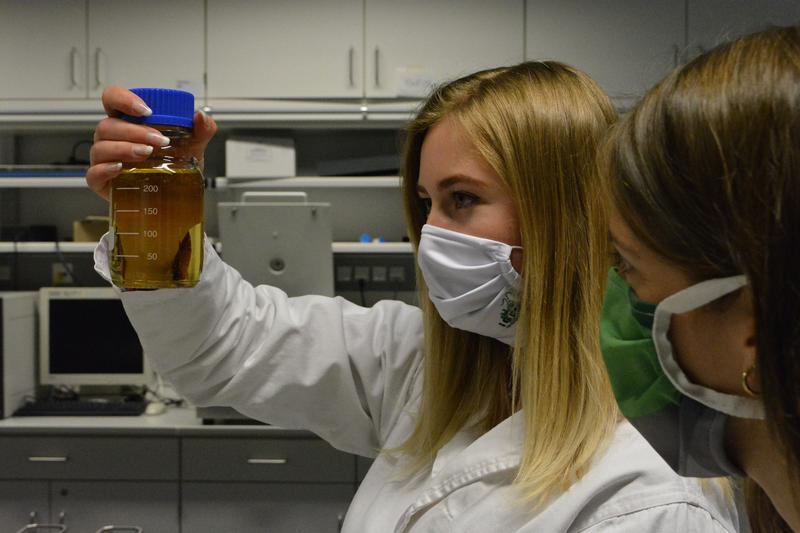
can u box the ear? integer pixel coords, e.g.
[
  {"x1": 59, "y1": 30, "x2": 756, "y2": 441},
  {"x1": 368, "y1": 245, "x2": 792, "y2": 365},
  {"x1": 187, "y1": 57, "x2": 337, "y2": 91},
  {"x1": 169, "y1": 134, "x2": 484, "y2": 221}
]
[{"x1": 739, "y1": 288, "x2": 760, "y2": 393}]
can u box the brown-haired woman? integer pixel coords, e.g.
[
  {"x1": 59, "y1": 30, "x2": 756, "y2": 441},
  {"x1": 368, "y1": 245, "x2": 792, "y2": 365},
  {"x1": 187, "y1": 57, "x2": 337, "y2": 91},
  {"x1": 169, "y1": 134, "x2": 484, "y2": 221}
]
[{"x1": 600, "y1": 24, "x2": 800, "y2": 532}]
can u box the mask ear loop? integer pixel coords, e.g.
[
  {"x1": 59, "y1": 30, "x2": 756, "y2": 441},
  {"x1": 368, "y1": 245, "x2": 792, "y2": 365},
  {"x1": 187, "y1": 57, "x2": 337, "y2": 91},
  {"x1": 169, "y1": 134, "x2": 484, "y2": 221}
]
[{"x1": 741, "y1": 364, "x2": 760, "y2": 398}]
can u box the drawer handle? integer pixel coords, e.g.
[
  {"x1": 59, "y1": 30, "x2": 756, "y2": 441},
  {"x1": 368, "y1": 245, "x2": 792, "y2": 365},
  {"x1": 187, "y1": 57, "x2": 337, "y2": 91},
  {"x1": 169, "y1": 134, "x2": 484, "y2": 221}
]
[
  {"x1": 27, "y1": 456, "x2": 68, "y2": 463},
  {"x1": 95, "y1": 526, "x2": 143, "y2": 533},
  {"x1": 16, "y1": 525, "x2": 67, "y2": 533},
  {"x1": 247, "y1": 458, "x2": 288, "y2": 465}
]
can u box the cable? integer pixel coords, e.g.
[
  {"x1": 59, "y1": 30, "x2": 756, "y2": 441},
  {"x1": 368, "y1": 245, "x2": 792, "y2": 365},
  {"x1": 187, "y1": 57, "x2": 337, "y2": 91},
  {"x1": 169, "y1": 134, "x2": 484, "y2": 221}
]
[{"x1": 358, "y1": 278, "x2": 367, "y2": 307}]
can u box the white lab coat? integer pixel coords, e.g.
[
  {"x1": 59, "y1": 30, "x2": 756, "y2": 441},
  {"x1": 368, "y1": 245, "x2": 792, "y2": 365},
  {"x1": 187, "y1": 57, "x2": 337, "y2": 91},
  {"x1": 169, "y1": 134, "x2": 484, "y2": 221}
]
[{"x1": 94, "y1": 236, "x2": 747, "y2": 532}]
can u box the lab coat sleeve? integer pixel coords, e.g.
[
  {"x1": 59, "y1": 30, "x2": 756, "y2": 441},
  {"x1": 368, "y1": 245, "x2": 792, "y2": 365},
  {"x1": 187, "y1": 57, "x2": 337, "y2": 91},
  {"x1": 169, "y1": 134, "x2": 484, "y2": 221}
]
[
  {"x1": 94, "y1": 234, "x2": 425, "y2": 457},
  {"x1": 575, "y1": 502, "x2": 740, "y2": 533}
]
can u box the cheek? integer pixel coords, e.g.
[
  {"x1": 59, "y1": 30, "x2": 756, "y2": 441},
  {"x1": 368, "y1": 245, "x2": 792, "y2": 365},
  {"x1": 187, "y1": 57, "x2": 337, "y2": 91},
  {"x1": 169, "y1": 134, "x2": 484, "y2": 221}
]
[{"x1": 668, "y1": 311, "x2": 743, "y2": 395}]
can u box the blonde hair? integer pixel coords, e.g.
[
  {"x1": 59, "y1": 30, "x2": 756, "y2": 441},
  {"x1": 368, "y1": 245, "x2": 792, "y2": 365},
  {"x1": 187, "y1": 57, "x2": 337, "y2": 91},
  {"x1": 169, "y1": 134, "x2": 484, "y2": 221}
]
[{"x1": 397, "y1": 62, "x2": 619, "y2": 504}]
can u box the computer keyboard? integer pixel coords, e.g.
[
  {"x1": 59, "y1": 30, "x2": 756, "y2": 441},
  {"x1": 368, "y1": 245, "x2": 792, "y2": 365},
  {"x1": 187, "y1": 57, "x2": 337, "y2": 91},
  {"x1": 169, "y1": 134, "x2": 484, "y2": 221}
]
[{"x1": 13, "y1": 399, "x2": 148, "y2": 417}]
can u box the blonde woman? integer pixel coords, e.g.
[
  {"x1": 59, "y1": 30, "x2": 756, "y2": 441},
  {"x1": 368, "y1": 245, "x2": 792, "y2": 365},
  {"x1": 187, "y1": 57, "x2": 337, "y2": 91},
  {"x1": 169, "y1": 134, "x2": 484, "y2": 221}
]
[{"x1": 87, "y1": 63, "x2": 741, "y2": 531}]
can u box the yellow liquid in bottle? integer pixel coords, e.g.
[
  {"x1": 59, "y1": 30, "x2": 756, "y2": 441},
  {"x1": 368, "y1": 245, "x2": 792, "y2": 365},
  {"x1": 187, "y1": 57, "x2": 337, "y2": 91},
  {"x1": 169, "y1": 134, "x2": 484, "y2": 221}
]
[{"x1": 110, "y1": 167, "x2": 204, "y2": 289}]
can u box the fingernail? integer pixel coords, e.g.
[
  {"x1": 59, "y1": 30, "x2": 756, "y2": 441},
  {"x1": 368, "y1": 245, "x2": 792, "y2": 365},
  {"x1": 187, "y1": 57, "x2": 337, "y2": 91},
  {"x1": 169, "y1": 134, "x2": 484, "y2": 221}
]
[
  {"x1": 133, "y1": 101, "x2": 152, "y2": 116},
  {"x1": 106, "y1": 162, "x2": 122, "y2": 173},
  {"x1": 146, "y1": 133, "x2": 170, "y2": 147},
  {"x1": 133, "y1": 145, "x2": 154, "y2": 156},
  {"x1": 197, "y1": 110, "x2": 209, "y2": 127}
]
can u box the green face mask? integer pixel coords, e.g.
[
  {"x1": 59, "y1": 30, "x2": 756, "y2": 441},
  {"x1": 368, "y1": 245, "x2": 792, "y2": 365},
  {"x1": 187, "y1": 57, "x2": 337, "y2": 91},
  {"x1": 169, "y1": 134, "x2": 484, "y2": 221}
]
[
  {"x1": 599, "y1": 267, "x2": 759, "y2": 478},
  {"x1": 599, "y1": 268, "x2": 681, "y2": 418}
]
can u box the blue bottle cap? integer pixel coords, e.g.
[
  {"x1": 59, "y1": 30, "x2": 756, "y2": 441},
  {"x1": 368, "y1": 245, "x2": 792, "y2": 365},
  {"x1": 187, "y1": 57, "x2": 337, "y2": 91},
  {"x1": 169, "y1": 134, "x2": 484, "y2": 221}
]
[
  {"x1": 359, "y1": 233, "x2": 372, "y2": 243},
  {"x1": 122, "y1": 88, "x2": 194, "y2": 129}
]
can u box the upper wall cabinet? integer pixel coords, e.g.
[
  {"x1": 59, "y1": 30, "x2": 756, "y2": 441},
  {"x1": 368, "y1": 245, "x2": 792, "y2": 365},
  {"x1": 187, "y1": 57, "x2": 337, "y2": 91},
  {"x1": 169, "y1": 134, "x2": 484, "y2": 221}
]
[
  {"x1": 207, "y1": 0, "x2": 364, "y2": 99},
  {"x1": 87, "y1": 0, "x2": 205, "y2": 98},
  {"x1": 364, "y1": 0, "x2": 524, "y2": 98},
  {"x1": 0, "y1": 0, "x2": 205, "y2": 101},
  {"x1": 687, "y1": 0, "x2": 800, "y2": 57},
  {"x1": 525, "y1": 1, "x2": 684, "y2": 104},
  {"x1": 0, "y1": 1, "x2": 87, "y2": 99}
]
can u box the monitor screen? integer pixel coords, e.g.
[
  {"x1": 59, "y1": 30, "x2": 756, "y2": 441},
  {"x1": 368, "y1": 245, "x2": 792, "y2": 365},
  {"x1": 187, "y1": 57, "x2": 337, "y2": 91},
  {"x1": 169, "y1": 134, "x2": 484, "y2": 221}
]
[{"x1": 39, "y1": 287, "x2": 150, "y2": 386}]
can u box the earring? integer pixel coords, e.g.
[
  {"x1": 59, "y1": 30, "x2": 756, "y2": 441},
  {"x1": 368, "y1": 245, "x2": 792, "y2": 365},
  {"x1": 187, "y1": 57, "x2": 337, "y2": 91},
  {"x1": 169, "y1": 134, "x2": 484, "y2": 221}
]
[{"x1": 741, "y1": 363, "x2": 760, "y2": 398}]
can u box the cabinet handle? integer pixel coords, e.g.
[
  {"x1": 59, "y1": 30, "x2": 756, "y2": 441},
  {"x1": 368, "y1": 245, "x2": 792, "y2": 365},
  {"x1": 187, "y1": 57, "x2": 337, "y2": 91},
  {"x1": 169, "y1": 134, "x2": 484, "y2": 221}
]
[
  {"x1": 27, "y1": 456, "x2": 68, "y2": 462},
  {"x1": 246, "y1": 458, "x2": 288, "y2": 465},
  {"x1": 15, "y1": 525, "x2": 67, "y2": 533},
  {"x1": 69, "y1": 47, "x2": 80, "y2": 89},
  {"x1": 348, "y1": 47, "x2": 355, "y2": 87},
  {"x1": 94, "y1": 47, "x2": 104, "y2": 90},
  {"x1": 95, "y1": 526, "x2": 143, "y2": 533},
  {"x1": 374, "y1": 47, "x2": 380, "y2": 88}
]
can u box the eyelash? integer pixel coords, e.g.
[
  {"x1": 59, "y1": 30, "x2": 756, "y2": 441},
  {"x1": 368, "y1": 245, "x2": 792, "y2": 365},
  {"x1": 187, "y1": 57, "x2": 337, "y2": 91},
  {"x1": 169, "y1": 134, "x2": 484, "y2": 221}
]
[
  {"x1": 419, "y1": 191, "x2": 479, "y2": 217},
  {"x1": 614, "y1": 251, "x2": 634, "y2": 276}
]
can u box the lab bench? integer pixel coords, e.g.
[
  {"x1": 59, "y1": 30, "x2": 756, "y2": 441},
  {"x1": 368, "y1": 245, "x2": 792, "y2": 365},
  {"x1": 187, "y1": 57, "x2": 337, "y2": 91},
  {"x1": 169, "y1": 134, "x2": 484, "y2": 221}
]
[{"x1": 0, "y1": 407, "x2": 367, "y2": 532}]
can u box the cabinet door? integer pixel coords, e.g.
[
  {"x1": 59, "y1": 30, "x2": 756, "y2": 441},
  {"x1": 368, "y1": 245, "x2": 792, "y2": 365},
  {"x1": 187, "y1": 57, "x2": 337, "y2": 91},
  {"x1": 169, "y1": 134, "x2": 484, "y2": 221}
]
[
  {"x1": 182, "y1": 482, "x2": 353, "y2": 533},
  {"x1": 688, "y1": 0, "x2": 800, "y2": 57},
  {"x1": 51, "y1": 481, "x2": 179, "y2": 533},
  {"x1": 526, "y1": 1, "x2": 684, "y2": 104},
  {"x1": 0, "y1": 481, "x2": 50, "y2": 530},
  {"x1": 0, "y1": 0, "x2": 86, "y2": 99},
  {"x1": 207, "y1": 0, "x2": 363, "y2": 98},
  {"x1": 364, "y1": 0, "x2": 524, "y2": 98},
  {"x1": 87, "y1": 0, "x2": 205, "y2": 98}
]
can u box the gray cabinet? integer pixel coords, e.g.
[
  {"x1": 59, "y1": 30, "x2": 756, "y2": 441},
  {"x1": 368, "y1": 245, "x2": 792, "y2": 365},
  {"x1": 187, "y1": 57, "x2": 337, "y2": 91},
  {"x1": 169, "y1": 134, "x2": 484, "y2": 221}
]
[
  {"x1": 182, "y1": 482, "x2": 352, "y2": 533},
  {"x1": 0, "y1": 481, "x2": 50, "y2": 530},
  {"x1": 687, "y1": 0, "x2": 800, "y2": 58},
  {"x1": 364, "y1": 0, "x2": 524, "y2": 98},
  {"x1": 0, "y1": 0, "x2": 204, "y2": 101},
  {"x1": 51, "y1": 481, "x2": 179, "y2": 533},
  {"x1": 0, "y1": 0, "x2": 86, "y2": 99},
  {"x1": 526, "y1": 0, "x2": 685, "y2": 105},
  {"x1": 0, "y1": 430, "x2": 364, "y2": 532},
  {"x1": 0, "y1": 436, "x2": 179, "y2": 531},
  {"x1": 207, "y1": 0, "x2": 364, "y2": 99},
  {"x1": 181, "y1": 436, "x2": 356, "y2": 532}
]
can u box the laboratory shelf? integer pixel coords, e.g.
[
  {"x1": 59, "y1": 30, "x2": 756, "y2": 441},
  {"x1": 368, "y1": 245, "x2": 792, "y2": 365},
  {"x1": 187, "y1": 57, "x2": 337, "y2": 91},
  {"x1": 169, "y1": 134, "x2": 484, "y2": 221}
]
[
  {"x1": 0, "y1": 177, "x2": 88, "y2": 188},
  {"x1": 0, "y1": 242, "x2": 96, "y2": 253},
  {"x1": 0, "y1": 241, "x2": 413, "y2": 254},
  {"x1": 215, "y1": 176, "x2": 401, "y2": 189}
]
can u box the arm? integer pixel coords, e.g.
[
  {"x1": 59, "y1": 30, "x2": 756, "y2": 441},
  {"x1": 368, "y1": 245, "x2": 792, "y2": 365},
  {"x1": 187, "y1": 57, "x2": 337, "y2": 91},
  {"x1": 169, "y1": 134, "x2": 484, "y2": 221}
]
[{"x1": 95, "y1": 235, "x2": 424, "y2": 457}]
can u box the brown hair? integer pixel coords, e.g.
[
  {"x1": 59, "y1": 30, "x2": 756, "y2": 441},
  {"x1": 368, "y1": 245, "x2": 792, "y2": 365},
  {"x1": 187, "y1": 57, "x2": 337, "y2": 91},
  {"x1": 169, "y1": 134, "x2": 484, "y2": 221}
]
[
  {"x1": 602, "y1": 25, "x2": 800, "y2": 531},
  {"x1": 397, "y1": 61, "x2": 619, "y2": 504}
]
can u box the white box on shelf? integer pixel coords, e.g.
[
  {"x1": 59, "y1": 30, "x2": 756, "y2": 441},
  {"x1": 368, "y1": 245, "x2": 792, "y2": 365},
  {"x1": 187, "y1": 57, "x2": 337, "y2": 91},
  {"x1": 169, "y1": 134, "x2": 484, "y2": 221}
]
[{"x1": 225, "y1": 137, "x2": 296, "y2": 178}]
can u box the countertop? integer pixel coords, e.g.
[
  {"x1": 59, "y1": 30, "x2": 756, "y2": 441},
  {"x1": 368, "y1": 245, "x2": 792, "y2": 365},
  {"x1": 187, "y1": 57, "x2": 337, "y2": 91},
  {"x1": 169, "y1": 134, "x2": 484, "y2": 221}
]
[{"x1": 0, "y1": 406, "x2": 313, "y2": 438}]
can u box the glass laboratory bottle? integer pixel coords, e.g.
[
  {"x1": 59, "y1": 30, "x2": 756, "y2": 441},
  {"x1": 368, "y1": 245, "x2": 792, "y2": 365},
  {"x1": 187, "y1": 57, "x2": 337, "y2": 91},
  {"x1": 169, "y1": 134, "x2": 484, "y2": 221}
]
[{"x1": 110, "y1": 88, "x2": 204, "y2": 289}]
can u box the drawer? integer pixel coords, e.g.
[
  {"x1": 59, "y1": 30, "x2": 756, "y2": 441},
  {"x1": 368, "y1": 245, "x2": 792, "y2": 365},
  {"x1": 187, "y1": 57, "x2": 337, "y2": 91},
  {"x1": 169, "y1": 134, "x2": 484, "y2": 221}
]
[
  {"x1": 0, "y1": 436, "x2": 178, "y2": 480},
  {"x1": 181, "y1": 437, "x2": 355, "y2": 483}
]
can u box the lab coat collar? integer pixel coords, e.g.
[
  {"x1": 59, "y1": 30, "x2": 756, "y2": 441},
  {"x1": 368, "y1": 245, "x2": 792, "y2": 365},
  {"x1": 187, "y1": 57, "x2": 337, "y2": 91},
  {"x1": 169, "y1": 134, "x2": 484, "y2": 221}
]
[{"x1": 395, "y1": 411, "x2": 525, "y2": 532}]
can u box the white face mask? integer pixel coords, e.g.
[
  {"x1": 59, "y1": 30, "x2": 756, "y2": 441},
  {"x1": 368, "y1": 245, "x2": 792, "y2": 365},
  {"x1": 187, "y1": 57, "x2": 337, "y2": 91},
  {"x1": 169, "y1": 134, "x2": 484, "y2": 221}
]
[
  {"x1": 417, "y1": 224, "x2": 522, "y2": 345},
  {"x1": 653, "y1": 275, "x2": 765, "y2": 419}
]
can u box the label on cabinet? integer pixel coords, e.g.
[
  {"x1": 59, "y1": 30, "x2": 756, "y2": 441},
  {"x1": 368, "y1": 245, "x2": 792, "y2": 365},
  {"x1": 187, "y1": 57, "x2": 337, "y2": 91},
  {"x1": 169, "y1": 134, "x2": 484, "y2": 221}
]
[{"x1": 396, "y1": 67, "x2": 436, "y2": 98}]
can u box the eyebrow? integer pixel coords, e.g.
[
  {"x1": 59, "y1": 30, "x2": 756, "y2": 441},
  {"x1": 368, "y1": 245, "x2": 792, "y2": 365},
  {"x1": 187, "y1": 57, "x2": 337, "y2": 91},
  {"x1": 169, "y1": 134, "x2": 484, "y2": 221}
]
[{"x1": 416, "y1": 174, "x2": 488, "y2": 195}]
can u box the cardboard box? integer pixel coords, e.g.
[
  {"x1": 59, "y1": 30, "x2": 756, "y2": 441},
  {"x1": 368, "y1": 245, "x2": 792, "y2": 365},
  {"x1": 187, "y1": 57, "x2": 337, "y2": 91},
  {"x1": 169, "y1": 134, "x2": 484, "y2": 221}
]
[
  {"x1": 73, "y1": 216, "x2": 109, "y2": 242},
  {"x1": 225, "y1": 137, "x2": 296, "y2": 178}
]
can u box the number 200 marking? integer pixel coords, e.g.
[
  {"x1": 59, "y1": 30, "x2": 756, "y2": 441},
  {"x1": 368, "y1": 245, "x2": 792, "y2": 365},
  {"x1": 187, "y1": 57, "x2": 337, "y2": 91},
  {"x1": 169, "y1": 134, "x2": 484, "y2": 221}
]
[{"x1": 143, "y1": 185, "x2": 159, "y2": 193}]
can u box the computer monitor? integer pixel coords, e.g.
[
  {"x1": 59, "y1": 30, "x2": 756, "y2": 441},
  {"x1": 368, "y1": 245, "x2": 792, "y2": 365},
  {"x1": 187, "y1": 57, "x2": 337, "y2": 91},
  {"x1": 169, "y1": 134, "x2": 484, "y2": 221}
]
[{"x1": 38, "y1": 287, "x2": 151, "y2": 386}]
